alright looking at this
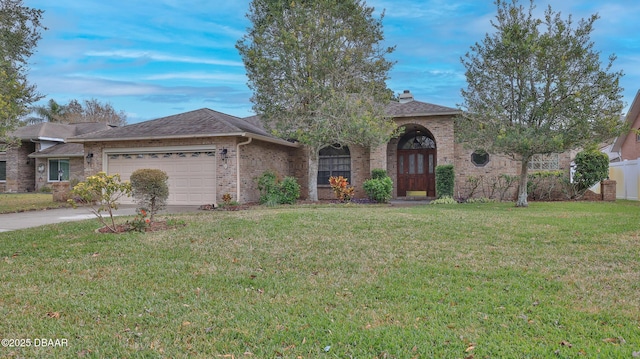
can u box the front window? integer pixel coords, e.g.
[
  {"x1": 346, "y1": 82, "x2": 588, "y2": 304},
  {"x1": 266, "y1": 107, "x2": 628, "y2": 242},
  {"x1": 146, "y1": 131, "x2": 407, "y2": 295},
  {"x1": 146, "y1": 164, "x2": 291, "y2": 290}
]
[
  {"x1": 318, "y1": 145, "x2": 350, "y2": 185},
  {"x1": 0, "y1": 161, "x2": 6, "y2": 181},
  {"x1": 528, "y1": 153, "x2": 559, "y2": 171},
  {"x1": 49, "y1": 159, "x2": 70, "y2": 182},
  {"x1": 471, "y1": 150, "x2": 490, "y2": 167}
]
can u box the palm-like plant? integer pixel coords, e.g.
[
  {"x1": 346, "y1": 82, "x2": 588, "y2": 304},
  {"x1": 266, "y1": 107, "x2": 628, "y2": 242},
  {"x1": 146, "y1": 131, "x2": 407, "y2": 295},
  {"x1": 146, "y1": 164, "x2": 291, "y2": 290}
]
[{"x1": 24, "y1": 99, "x2": 69, "y2": 124}]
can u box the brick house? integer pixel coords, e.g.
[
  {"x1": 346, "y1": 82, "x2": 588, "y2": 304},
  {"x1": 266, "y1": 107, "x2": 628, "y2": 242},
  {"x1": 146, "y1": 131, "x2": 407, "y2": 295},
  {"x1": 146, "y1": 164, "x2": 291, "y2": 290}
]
[
  {"x1": 611, "y1": 90, "x2": 640, "y2": 161},
  {"x1": 0, "y1": 122, "x2": 111, "y2": 193},
  {"x1": 3, "y1": 91, "x2": 574, "y2": 204}
]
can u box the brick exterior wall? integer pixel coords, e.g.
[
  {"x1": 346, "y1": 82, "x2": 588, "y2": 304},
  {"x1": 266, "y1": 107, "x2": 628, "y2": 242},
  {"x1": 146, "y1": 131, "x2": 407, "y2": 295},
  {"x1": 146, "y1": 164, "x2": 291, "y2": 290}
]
[
  {"x1": 454, "y1": 144, "x2": 573, "y2": 200},
  {"x1": 33, "y1": 156, "x2": 83, "y2": 192},
  {"x1": 315, "y1": 144, "x2": 369, "y2": 200},
  {"x1": 83, "y1": 136, "x2": 294, "y2": 204},
  {"x1": 3, "y1": 142, "x2": 36, "y2": 192},
  {"x1": 382, "y1": 115, "x2": 455, "y2": 198},
  {"x1": 619, "y1": 112, "x2": 640, "y2": 160},
  {"x1": 238, "y1": 139, "x2": 295, "y2": 203}
]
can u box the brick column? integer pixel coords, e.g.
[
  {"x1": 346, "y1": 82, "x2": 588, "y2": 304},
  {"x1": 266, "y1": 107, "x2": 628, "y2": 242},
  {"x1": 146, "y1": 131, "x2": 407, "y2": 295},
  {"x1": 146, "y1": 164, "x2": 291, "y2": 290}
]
[
  {"x1": 52, "y1": 182, "x2": 70, "y2": 202},
  {"x1": 369, "y1": 144, "x2": 387, "y2": 172},
  {"x1": 601, "y1": 180, "x2": 616, "y2": 202}
]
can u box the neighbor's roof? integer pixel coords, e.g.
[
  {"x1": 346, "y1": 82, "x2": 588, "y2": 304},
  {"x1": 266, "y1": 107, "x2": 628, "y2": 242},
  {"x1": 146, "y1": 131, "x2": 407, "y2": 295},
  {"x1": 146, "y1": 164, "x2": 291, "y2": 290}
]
[
  {"x1": 10, "y1": 122, "x2": 113, "y2": 141},
  {"x1": 385, "y1": 100, "x2": 461, "y2": 118},
  {"x1": 68, "y1": 108, "x2": 298, "y2": 147},
  {"x1": 28, "y1": 143, "x2": 85, "y2": 158},
  {"x1": 612, "y1": 89, "x2": 640, "y2": 153}
]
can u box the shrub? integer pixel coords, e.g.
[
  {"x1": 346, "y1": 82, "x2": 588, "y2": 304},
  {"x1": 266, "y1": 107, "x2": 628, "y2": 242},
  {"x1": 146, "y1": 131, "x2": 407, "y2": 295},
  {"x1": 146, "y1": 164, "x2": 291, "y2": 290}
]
[
  {"x1": 527, "y1": 171, "x2": 565, "y2": 201},
  {"x1": 130, "y1": 169, "x2": 169, "y2": 221},
  {"x1": 573, "y1": 148, "x2": 609, "y2": 194},
  {"x1": 435, "y1": 164, "x2": 454, "y2": 198},
  {"x1": 126, "y1": 208, "x2": 150, "y2": 232},
  {"x1": 279, "y1": 176, "x2": 301, "y2": 204},
  {"x1": 329, "y1": 176, "x2": 355, "y2": 202},
  {"x1": 363, "y1": 169, "x2": 393, "y2": 203},
  {"x1": 256, "y1": 171, "x2": 300, "y2": 205},
  {"x1": 68, "y1": 172, "x2": 132, "y2": 233},
  {"x1": 430, "y1": 195, "x2": 456, "y2": 205},
  {"x1": 370, "y1": 168, "x2": 388, "y2": 180},
  {"x1": 465, "y1": 197, "x2": 495, "y2": 204}
]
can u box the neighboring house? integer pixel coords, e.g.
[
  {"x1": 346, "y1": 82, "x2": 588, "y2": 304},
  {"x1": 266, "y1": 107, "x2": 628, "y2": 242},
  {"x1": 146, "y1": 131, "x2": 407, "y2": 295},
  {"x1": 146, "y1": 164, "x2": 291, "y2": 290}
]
[
  {"x1": 607, "y1": 90, "x2": 640, "y2": 200},
  {"x1": 0, "y1": 122, "x2": 112, "y2": 193},
  {"x1": 4, "y1": 90, "x2": 575, "y2": 204},
  {"x1": 611, "y1": 90, "x2": 640, "y2": 161}
]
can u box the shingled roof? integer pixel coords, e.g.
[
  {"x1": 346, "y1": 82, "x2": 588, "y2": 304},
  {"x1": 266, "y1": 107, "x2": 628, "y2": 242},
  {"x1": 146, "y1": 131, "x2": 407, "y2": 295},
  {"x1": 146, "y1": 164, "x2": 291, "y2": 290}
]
[
  {"x1": 385, "y1": 99, "x2": 461, "y2": 118},
  {"x1": 68, "y1": 108, "x2": 296, "y2": 147},
  {"x1": 29, "y1": 143, "x2": 85, "y2": 158},
  {"x1": 10, "y1": 122, "x2": 111, "y2": 140}
]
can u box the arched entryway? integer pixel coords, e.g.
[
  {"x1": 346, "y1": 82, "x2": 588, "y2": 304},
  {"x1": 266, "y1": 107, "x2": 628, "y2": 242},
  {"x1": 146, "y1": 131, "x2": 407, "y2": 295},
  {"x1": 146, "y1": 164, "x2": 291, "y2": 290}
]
[{"x1": 397, "y1": 127, "x2": 437, "y2": 197}]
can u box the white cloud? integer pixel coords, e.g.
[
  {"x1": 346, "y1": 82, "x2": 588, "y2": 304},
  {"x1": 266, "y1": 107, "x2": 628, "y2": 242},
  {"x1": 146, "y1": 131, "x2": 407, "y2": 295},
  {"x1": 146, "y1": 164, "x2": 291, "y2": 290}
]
[
  {"x1": 84, "y1": 50, "x2": 244, "y2": 67},
  {"x1": 144, "y1": 72, "x2": 246, "y2": 83}
]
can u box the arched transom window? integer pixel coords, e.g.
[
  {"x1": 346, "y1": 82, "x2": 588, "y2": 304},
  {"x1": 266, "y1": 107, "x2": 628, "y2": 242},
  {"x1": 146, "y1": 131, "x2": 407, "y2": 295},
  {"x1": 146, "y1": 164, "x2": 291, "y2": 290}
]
[{"x1": 398, "y1": 130, "x2": 436, "y2": 150}]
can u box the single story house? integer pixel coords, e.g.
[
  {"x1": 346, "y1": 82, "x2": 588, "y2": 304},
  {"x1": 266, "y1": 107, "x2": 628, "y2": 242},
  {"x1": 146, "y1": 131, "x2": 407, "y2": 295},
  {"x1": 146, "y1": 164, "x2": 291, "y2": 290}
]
[
  {"x1": 3, "y1": 91, "x2": 574, "y2": 204},
  {"x1": 0, "y1": 122, "x2": 112, "y2": 193}
]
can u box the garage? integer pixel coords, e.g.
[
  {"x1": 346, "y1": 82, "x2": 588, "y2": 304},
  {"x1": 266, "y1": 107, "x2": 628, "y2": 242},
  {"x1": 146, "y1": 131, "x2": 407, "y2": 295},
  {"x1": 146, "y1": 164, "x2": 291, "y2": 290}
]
[{"x1": 106, "y1": 148, "x2": 216, "y2": 205}]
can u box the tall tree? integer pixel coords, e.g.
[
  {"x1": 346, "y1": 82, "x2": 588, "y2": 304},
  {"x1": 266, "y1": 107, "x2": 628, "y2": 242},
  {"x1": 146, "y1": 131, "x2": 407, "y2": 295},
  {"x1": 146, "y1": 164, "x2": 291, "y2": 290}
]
[
  {"x1": 0, "y1": 0, "x2": 45, "y2": 144},
  {"x1": 457, "y1": 0, "x2": 624, "y2": 207},
  {"x1": 25, "y1": 98, "x2": 127, "y2": 126},
  {"x1": 237, "y1": 0, "x2": 397, "y2": 201},
  {"x1": 65, "y1": 99, "x2": 127, "y2": 126},
  {"x1": 24, "y1": 99, "x2": 67, "y2": 124}
]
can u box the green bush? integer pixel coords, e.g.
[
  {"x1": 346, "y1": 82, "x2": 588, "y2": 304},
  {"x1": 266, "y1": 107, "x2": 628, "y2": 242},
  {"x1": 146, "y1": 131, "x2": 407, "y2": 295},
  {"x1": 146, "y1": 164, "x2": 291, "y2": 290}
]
[
  {"x1": 527, "y1": 171, "x2": 565, "y2": 201},
  {"x1": 430, "y1": 195, "x2": 456, "y2": 205},
  {"x1": 130, "y1": 169, "x2": 169, "y2": 221},
  {"x1": 279, "y1": 176, "x2": 301, "y2": 204},
  {"x1": 256, "y1": 171, "x2": 300, "y2": 205},
  {"x1": 435, "y1": 164, "x2": 454, "y2": 198},
  {"x1": 370, "y1": 168, "x2": 388, "y2": 180},
  {"x1": 67, "y1": 172, "x2": 132, "y2": 233},
  {"x1": 363, "y1": 169, "x2": 392, "y2": 203},
  {"x1": 573, "y1": 148, "x2": 609, "y2": 193}
]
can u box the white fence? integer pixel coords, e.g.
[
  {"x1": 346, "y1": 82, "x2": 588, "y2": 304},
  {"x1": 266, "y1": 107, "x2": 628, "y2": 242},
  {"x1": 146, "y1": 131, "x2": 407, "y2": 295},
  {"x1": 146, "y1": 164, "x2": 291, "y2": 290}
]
[{"x1": 609, "y1": 160, "x2": 640, "y2": 200}]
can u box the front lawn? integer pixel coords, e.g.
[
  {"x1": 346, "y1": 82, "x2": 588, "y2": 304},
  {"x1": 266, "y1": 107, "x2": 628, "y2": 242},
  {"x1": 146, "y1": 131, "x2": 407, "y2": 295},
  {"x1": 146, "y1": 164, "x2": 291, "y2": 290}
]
[
  {"x1": 0, "y1": 193, "x2": 68, "y2": 214},
  {"x1": 0, "y1": 201, "x2": 638, "y2": 357}
]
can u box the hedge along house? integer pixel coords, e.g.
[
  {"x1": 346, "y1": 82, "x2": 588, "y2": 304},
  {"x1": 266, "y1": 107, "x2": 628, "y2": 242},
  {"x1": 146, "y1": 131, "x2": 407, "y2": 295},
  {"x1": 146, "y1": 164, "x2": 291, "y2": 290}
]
[{"x1": 63, "y1": 90, "x2": 574, "y2": 205}]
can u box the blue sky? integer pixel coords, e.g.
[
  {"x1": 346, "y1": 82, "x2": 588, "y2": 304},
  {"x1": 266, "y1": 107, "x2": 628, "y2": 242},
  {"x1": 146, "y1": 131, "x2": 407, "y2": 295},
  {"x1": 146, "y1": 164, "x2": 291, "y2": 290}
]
[{"x1": 24, "y1": 0, "x2": 640, "y2": 124}]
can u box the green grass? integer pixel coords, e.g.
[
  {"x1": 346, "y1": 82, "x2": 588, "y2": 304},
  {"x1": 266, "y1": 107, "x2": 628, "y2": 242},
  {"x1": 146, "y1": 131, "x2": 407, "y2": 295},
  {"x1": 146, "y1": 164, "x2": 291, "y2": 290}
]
[
  {"x1": 0, "y1": 193, "x2": 68, "y2": 214},
  {"x1": 1, "y1": 201, "x2": 639, "y2": 358}
]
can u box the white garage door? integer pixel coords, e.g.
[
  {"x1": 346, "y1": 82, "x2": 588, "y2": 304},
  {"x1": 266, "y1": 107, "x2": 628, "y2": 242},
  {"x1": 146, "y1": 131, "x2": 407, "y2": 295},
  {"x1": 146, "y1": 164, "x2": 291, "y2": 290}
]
[{"x1": 106, "y1": 150, "x2": 216, "y2": 205}]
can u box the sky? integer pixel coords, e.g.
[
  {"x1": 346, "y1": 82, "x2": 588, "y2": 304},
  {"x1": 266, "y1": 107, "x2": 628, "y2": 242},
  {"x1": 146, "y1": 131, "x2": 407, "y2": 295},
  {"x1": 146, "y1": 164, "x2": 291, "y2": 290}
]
[{"x1": 23, "y1": 0, "x2": 640, "y2": 124}]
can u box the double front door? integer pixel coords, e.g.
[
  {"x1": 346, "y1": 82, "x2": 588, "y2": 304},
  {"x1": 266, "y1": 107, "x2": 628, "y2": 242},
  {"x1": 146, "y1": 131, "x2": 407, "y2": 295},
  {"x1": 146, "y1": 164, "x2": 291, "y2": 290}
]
[{"x1": 397, "y1": 149, "x2": 436, "y2": 197}]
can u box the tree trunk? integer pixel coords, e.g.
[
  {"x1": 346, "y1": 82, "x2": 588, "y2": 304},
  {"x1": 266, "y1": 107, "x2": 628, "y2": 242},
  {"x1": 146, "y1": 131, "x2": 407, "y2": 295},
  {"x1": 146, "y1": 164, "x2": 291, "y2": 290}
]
[
  {"x1": 516, "y1": 158, "x2": 530, "y2": 207},
  {"x1": 307, "y1": 147, "x2": 320, "y2": 202}
]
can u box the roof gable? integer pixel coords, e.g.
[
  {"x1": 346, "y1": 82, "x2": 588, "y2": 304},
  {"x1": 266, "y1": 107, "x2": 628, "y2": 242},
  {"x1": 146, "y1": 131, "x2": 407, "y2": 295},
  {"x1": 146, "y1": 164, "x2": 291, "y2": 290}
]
[
  {"x1": 68, "y1": 108, "x2": 295, "y2": 147},
  {"x1": 612, "y1": 90, "x2": 640, "y2": 153},
  {"x1": 385, "y1": 100, "x2": 461, "y2": 118}
]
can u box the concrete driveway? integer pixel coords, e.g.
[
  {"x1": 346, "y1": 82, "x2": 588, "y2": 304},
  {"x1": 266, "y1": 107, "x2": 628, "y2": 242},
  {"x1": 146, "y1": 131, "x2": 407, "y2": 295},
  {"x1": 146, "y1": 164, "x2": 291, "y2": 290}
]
[{"x1": 0, "y1": 206, "x2": 200, "y2": 232}]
